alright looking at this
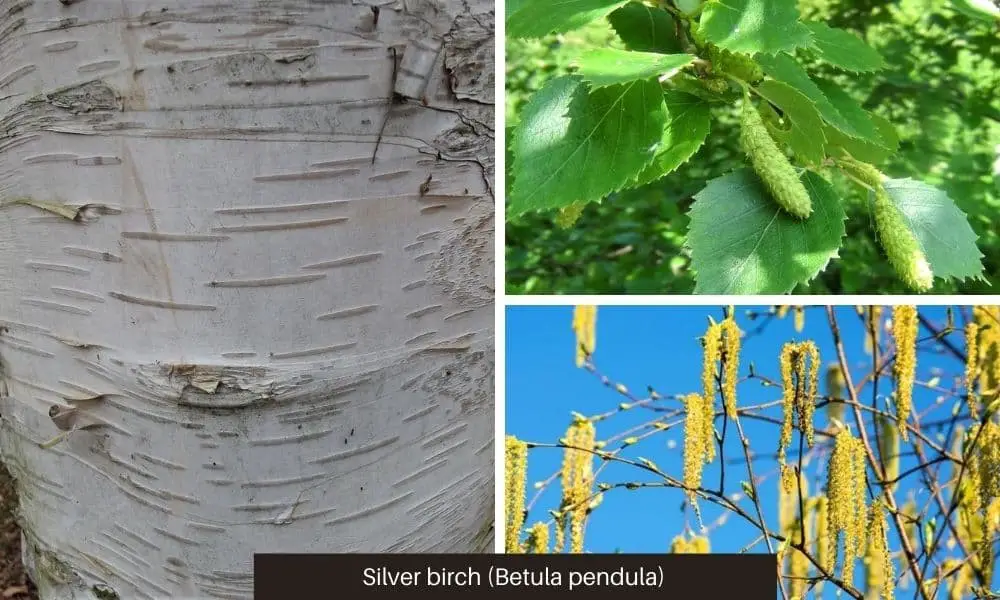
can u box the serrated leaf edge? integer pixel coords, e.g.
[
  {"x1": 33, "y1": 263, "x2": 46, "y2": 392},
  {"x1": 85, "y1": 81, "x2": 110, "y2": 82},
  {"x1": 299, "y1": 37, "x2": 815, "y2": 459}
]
[{"x1": 508, "y1": 76, "x2": 667, "y2": 216}]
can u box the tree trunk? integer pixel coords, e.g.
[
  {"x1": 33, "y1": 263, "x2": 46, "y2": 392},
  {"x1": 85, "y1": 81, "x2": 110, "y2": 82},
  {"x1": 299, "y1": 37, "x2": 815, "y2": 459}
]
[{"x1": 0, "y1": 1, "x2": 494, "y2": 598}]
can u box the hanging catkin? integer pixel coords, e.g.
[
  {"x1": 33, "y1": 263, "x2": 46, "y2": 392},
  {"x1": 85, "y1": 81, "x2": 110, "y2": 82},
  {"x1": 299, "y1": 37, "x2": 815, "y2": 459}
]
[{"x1": 739, "y1": 97, "x2": 812, "y2": 219}]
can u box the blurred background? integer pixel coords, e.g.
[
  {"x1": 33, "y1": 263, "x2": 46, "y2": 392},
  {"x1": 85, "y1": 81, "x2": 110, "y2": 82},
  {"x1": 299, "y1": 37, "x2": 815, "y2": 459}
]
[{"x1": 505, "y1": 0, "x2": 1000, "y2": 294}]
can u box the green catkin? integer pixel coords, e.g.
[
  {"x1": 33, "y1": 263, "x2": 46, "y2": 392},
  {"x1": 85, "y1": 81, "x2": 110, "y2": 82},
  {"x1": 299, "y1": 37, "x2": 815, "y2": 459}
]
[
  {"x1": 554, "y1": 203, "x2": 585, "y2": 229},
  {"x1": 708, "y1": 45, "x2": 763, "y2": 83},
  {"x1": 739, "y1": 98, "x2": 812, "y2": 219},
  {"x1": 841, "y1": 158, "x2": 934, "y2": 291},
  {"x1": 873, "y1": 191, "x2": 934, "y2": 291}
]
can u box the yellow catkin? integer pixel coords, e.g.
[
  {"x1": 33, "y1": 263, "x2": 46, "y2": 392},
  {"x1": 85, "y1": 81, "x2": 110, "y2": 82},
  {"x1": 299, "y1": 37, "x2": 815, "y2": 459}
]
[
  {"x1": 803, "y1": 342, "x2": 819, "y2": 447},
  {"x1": 864, "y1": 502, "x2": 894, "y2": 600},
  {"x1": 892, "y1": 306, "x2": 918, "y2": 441},
  {"x1": 825, "y1": 362, "x2": 846, "y2": 430},
  {"x1": 794, "y1": 305, "x2": 805, "y2": 333},
  {"x1": 722, "y1": 317, "x2": 741, "y2": 419},
  {"x1": 779, "y1": 472, "x2": 808, "y2": 537},
  {"x1": 788, "y1": 520, "x2": 810, "y2": 599},
  {"x1": 944, "y1": 558, "x2": 973, "y2": 600},
  {"x1": 561, "y1": 417, "x2": 596, "y2": 554},
  {"x1": 827, "y1": 429, "x2": 868, "y2": 586},
  {"x1": 974, "y1": 306, "x2": 1000, "y2": 404},
  {"x1": 783, "y1": 485, "x2": 813, "y2": 599},
  {"x1": 670, "y1": 533, "x2": 711, "y2": 553},
  {"x1": 877, "y1": 414, "x2": 899, "y2": 492},
  {"x1": 553, "y1": 513, "x2": 567, "y2": 554},
  {"x1": 779, "y1": 475, "x2": 797, "y2": 537},
  {"x1": 572, "y1": 305, "x2": 597, "y2": 367},
  {"x1": 505, "y1": 436, "x2": 528, "y2": 553},
  {"x1": 974, "y1": 421, "x2": 1000, "y2": 508},
  {"x1": 778, "y1": 342, "x2": 820, "y2": 491},
  {"x1": 865, "y1": 306, "x2": 883, "y2": 355},
  {"x1": 777, "y1": 305, "x2": 790, "y2": 319},
  {"x1": 779, "y1": 344, "x2": 796, "y2": 490},
  {"x1": 966, "y1": 322, "x2": 980, "y2": 420},
  {"x1": 815, "y1": 495, "x2": 831, "y2": 574},
  {"x1": 683, "y1": 393, "x2": 708, "y2": 505},
  {"x1": 524, "y1": 522, "x2": 550, "y2": 553}
]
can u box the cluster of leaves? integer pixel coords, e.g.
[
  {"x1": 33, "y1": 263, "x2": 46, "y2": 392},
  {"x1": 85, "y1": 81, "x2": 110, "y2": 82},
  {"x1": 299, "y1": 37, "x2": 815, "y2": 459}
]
[{"x1": 505, "y1": 0, "x2": 996, "y2": 294}]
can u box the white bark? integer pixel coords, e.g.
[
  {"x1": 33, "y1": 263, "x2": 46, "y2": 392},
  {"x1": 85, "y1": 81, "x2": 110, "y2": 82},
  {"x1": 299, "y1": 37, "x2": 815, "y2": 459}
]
[{"x1": 0, "y1": 1, "x2": 494, "y2": 599}]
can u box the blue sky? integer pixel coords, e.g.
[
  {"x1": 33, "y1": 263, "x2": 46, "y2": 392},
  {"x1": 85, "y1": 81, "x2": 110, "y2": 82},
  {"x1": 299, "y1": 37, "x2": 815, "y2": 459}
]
[{"x1": 506, "y1": 305, "x2": 977, "y2": 594}]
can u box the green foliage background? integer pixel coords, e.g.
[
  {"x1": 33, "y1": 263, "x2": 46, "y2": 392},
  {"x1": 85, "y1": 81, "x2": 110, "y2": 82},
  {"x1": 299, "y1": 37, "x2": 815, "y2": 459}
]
[{"x1": 505, "y1": 0, "x2": 1000, "y2": 294}]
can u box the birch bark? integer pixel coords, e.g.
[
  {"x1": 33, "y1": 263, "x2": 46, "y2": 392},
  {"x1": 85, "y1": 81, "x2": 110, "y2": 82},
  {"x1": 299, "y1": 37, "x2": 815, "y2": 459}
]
[{"x1": 0, "y1": 1, "x2": 495, "y2": 598}]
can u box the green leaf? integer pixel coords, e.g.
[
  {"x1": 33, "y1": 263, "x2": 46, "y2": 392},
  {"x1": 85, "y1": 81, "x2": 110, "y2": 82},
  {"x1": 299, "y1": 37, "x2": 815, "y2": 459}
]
[
  {"x1": 509, "y1": 76, "x2": 667, "y2": 214},
  {"x1": 951, "y1": 0, "x2": 1000, "y2": 21},
  {"x1": 634, "y1": 90, "x2": 711, "y2": 186},
  {"x1": 877, "y1": 179, "x2": 985, "y2": 283},
  {"x1": 824, "y1": 126, "x2": 893, "y2": 164},
  {"x1": 753, "y1": 80, "x2": 826, "y2": 165},
  {"x1": 608, "y1": 3, "x2": 683, "y2": 53},
  {"x1": 698, "y1": 0, "x2": 812, "y2": 55},
  {"x1": 688, "y1": 169, "x2": 846, "y2": 294},
  {"x1": 870, "y1": 114, "x2": 899, "y2": 154},
  {"x1": 757, "y1": 54, "x2": 862, "y2": 139},
  {"x1": 803, "y1": 22, "x2": 884, "y2": 72},
  {"x1": 575, "y1": 49, "x2": 694, "y2": 88},
  {"x1": 814, "y1": 81, "x2": 880, "y2": 142},
  {"x1": 507, "y1": 0, "x2": 630, "y2": 39}
]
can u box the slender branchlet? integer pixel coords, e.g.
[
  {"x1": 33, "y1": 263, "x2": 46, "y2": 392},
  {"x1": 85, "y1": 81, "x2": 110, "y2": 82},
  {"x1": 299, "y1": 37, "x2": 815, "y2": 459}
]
[
  {"x1": 892, "y1": 305, "x2": 918, "y2": 441},
  {"x1": 572, "y1": 305, "x2": 597, "y2": 368},
  {"x1": 504, "y1": 435, "x2": 528, "y2": 553}
]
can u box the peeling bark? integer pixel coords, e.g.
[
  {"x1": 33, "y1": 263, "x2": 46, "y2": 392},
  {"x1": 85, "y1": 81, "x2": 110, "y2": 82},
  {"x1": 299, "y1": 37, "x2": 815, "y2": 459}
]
[{"x1": 0, "y1": 1, "x2": 494, "y2": 598}]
